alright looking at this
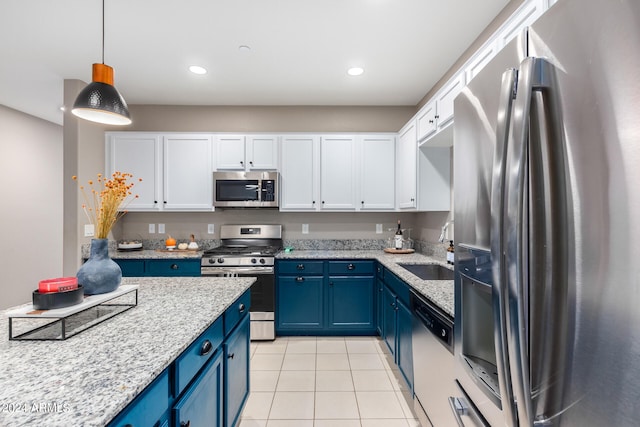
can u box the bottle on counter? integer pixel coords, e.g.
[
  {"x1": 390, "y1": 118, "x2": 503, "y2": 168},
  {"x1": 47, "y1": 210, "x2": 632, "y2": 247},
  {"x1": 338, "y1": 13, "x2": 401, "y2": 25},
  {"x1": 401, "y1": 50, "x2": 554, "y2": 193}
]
[
  {"x1": 395, "y1": 220, "x2": 403, "y2": 250},
  {"x1": 447, "y1": 240, "x2": 455, "y2": 265}
]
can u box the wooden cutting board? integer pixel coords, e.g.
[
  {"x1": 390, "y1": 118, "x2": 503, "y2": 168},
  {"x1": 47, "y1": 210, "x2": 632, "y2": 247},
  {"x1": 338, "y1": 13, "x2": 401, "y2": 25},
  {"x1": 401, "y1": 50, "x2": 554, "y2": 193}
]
[{"x1": 383, "y1": 248, "x2": 415, "y2": 254}]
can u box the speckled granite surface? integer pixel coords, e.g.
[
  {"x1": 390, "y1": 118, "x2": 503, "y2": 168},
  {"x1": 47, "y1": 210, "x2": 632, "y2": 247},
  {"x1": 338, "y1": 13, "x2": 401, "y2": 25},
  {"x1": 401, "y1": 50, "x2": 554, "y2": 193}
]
[
  {"x1": 276, "y1": 250, "x2": 454, "y2": 318},
  {"x1": 0, "y1": 277, "x2": 253, "y2": 427}
]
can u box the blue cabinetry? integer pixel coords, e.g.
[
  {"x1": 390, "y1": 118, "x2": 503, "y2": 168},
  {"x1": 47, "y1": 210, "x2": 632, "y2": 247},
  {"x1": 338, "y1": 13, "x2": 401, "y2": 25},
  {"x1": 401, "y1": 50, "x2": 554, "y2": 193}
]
[
  {"x1": 276, "y1": 260, "x2": 376, "y2": 335},
  {"x1": 107, "y1": 289, "x2": 250, "y2": 427},
  {"x1": 114, "y1": 258, "x2": 200, "y2": 277},
  {"x1": 380, "y1": 268, "x2": 413, "y2": 391}
]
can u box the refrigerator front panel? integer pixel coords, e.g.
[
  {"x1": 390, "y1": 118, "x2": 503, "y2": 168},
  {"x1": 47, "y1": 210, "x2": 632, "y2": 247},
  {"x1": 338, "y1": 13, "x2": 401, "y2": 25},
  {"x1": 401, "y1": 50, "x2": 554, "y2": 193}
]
[{"x1": 524, "y1": 0, "x2": 640, "y2": 425}]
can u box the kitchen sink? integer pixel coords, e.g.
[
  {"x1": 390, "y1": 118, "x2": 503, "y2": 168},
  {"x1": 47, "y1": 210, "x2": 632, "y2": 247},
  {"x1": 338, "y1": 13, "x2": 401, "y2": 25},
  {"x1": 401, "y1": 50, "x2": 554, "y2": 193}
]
[{"x1": 397, "y1": 263, "x2": 454, "y2": 280}]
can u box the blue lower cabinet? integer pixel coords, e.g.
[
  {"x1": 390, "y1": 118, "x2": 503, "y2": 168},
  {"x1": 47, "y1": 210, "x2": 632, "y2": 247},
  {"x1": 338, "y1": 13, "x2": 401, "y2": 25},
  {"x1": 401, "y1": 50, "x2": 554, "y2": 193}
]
[
  {"x1": 277, "y1": 275, "x2": 324, "y2": 330},
  {"x1": 396, "y1": 297, "x2": 414, "y2": 389},
  {"x1": 225, "y1": 314, "x2": 250, "y2": 427},
  {"x1": 376, "y1": 277, "x2": 384, "y2": 335},
  {"x1": 328, "y1": 276, "x2": 375, "y2": 332},
  {"x1": 115, "y1": 259, "x2": 146, "y2": 277},
  {"x1": 382, "y1": 285, "x2": 397, "y2": 355},
  {"x1": 114, "y1": 259, "x2": 201, "y2": 277},
  {"x1": 108, "y1": 369, "x2": 170, "y2": 427},
  {"x1": 173, "y1": 349, "x2": 224, "y2": 427}
]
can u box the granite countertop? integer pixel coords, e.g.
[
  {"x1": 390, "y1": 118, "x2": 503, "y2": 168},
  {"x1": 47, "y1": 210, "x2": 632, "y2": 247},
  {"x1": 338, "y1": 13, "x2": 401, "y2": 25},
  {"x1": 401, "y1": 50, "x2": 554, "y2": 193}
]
[
  {"x1": 276, "y1": 250, "x2": 454, "y2": 318},
  {"x1": 0, "y1": 277, "x2": 254, "y2": 427}
]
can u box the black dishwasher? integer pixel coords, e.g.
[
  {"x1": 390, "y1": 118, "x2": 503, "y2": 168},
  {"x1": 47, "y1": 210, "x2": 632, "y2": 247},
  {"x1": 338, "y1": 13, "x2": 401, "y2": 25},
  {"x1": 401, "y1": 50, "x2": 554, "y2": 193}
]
[{"x1": 410, "y1": 290, "x2": 456, "y2": 427}]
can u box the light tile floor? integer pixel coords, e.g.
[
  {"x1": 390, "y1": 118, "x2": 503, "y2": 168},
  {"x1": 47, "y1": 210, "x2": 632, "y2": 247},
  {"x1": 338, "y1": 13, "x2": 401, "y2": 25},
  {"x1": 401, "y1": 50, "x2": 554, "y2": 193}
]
[{"x1": 239, "y1": 336, "x2": 420, "y2": 427}]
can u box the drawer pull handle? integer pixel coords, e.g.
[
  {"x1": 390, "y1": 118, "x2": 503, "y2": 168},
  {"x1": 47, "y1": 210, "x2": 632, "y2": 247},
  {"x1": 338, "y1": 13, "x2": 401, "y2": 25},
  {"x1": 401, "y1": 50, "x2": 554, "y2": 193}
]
[
  {"x1": 200, "y1": 340, "x2": 213, "y2": 356},
  {"x1": 171, "y1": 264, "x2": 179, "y2": 270},
  {"x1": 239, "y1": 303, "x2": 246, "y2": 313},
  {"x1": 296, "y1": 264, "x2": 305, "y2": 270},
  {"x1": 329, "y1": 282, "x2": 334, "y2": 286},
  {"x1": 296, "y1": 277, "x2": 305, "y2": 283},
  {"x1": 228, "y1": 353, "x2": 235, "y2": 359},
  {"x1": 181, "y1": 422, "x2": 191, "y2": 427},
  {"x1": 347, "y1": 263, "x2": 355, "y2": 270}
]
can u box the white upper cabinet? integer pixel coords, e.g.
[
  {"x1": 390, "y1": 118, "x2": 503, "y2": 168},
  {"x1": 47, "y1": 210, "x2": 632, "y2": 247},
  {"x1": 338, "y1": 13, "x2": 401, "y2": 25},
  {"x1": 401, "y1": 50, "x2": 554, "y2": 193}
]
[
  {"x1": 162, "y1": 134, "x2": 213, "y2": 210},
  {"x1": 215, "y1": 135, "x2": 279, "y2": 171},
  {"x1": 359, "y1": 135, "x2": 395, "y2": 210},
  {"x1": 418, "y1": 146, "x2": 451, "y2": 211},
  {"x1": 416, "y1": 72, "x2": 465, "y2": 145},
  {"x1": 106, "y1": 133, "x2": 213, "y2": 211},
  {"x1": 279, "y1": 135, "x2": 320, "y2": 211},
  {"x1": 106, "y1": 133, "x2": 162, "y2": 211},
  {"x1": 397, "y1": 121, "x2": 418, "y2": 210},
  {"x1": 465, "y1": 39, "x2": 500, "y2": 84},
  {"x1": 320, "y1": 135, "x2": 357, "y2": 210}
]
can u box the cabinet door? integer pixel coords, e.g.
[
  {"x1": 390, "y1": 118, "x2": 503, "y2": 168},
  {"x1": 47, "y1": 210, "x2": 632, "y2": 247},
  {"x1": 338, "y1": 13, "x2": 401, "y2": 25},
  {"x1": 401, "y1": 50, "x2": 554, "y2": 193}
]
[
  {"x1": 109, "y1": 369, "x2": 170, "y2": 427},
  {"x1": 320, "y1": 135, "x2": 357, "y2": 210},
  {"x1": 359, "y1": 135, "x2": 395, "y2": 210},
  {"x1": 434, "y1": 72, "x2": 465, "y2": 130},
  {"x1": 382, "y1": 286, "x2": 397, "y2": 355},
  {"x1": 215, "y1": 135, "x2": 246, "y2": 170},
  {"x1": 247, "y1": 135, "x2": 279, "y2": 170},
  {"x1": 277, "y1": 275, "x2": 324, "y2": 330},
  {"x1": 417, "y1": 102, "x2": 437, "y2": 142},
  {"x1": 163, "y1": 135, "x2": 213, "y2": 210},
  {"x1": 418, "y1": 146, "x2": 451, "y2": 211},
  {"x1": 328, "y1": 276, "x2": 375, "y2": 332},
  {"x1": 397, "y1": 122, "x2": 417, "y2": 209},
  {"x1": 396, "y1": 298, "x2": 414, "y2": 390},
  {"x1": 280, "y1": 136, "x2": 319, "y2": 210},
  {"x1": 106, "y1": 133, "x2": 162, "y2": 211},
  {"x1": 173, "y1": 350, "x2": 224, "y2": 427},
  {"x1": 114, "y1": 259, "x2": 145, "y2": 277},
  {"x1": 225, "y1": 315, "x2": 250, "y2": 427},
  {"x1": 376, "y1": 277, "x2": 384, "y2": 335}
]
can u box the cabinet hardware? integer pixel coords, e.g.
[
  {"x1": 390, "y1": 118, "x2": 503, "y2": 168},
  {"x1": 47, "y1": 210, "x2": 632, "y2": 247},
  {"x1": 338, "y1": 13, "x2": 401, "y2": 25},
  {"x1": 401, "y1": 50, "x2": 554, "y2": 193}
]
[
  {"x1": 296, "y1": 277, "x2": 305, "y2": 282},
  {"x1": 163, "y1": 201, "x2": 167, "y2": 204},
  {"x1": 180, "y1": 421, "x2": 191, "y2": 427},
  {"x1": 170, "y1": 264, "x2": 179, "y2": 270},
  {"x1": 228, "y1": 353, "x2": 235, "y2": 359},
  {"x1": 239, "y1": 303, "x2": 245, "y2": 313},
  {"x1": 329, "y1": 282, "x2": 334, "y2": 286},
  {"x1": 200, "y1": 339, "x2": 213, "y2": 356},
  {"x1": 249, "y1": 161, "x2": 253, "y2": 166},
  {"x1": 347, "y1": 263, "x2": 355, "y2": 270},
  {"x1": 240, "y1": 161, "x2": 244, "y2": 165},
  {"x1": 435, "y1": 115, "x2": 440, "y2": 119},
  {"x1": 296, "y1": 264, "x2": 305, "y2": 270},
  {"x1": 429, "y1": 119, "x2": 434, "y2": 124}
]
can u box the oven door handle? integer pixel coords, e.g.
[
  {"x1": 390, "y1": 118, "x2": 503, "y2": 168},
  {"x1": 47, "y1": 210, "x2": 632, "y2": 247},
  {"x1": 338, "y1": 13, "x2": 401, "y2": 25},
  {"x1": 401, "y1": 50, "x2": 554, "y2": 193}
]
[{"x1": 203, "y1": 267, "x2": 274, "y2": 275}]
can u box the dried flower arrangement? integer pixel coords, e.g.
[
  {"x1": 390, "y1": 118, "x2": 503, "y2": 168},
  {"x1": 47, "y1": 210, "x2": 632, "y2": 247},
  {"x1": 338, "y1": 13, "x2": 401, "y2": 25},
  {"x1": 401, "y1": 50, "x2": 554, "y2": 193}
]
[{"x1": 72, "y1": 172, "x2": 140, "y2": 239}]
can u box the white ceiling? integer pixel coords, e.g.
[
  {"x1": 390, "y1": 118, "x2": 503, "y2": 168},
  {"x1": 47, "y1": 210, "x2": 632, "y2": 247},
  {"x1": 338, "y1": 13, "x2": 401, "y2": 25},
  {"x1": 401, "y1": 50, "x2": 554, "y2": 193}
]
[{"x1": 0, "y1": 0, "x2": 509, "y2": 125}]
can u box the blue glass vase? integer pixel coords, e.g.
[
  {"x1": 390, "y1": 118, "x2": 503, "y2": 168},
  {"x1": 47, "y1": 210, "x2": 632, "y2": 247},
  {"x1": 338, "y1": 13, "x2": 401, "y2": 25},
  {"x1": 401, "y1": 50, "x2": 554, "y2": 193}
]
[{"x1": 77, "y1": 238, "x2": 122, "y2": 295}]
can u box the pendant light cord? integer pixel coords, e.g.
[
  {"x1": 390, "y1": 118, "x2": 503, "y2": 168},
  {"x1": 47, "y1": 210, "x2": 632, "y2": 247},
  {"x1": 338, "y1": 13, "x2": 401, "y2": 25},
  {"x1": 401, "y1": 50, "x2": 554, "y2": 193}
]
[{"x1": 101, "y1": 0, "x2": 105, "y2": 64}]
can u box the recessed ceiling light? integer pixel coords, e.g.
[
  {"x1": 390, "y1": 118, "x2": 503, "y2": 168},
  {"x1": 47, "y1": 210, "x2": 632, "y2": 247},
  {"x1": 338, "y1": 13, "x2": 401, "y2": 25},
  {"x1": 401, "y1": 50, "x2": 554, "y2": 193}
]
[
  {"x1": 189, "y1": 65, "x2": 207, "y2": 75},
  {"x1": 347, "y1": 67, "x2": 364, "y2": 76},
  {"x1": 238, "y1": 45, "x2": 251, "y2": 53}
]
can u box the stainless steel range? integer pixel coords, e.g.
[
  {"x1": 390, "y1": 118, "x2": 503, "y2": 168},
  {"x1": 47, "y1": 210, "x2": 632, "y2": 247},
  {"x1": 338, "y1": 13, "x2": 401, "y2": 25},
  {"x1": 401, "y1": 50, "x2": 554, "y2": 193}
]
[{"x1": 201, "y1": 224, "x2": 282, "y2": 341}]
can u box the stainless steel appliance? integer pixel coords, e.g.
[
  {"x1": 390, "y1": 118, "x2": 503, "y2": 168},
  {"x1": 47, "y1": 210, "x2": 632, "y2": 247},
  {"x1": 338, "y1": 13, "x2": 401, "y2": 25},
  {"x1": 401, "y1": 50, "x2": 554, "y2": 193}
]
[
  {"x1": 201, "y1": 224, "x2": 282, "y2": 340},
  {"x1": 213, "y1": 171, "x2": 279, "y2": 208},
  {"x1": 411, "y1": 290, "x2": 455, "y2": 427},
  {"x1": 453, "y1": 0, "x2": 640, "y2": 426}
]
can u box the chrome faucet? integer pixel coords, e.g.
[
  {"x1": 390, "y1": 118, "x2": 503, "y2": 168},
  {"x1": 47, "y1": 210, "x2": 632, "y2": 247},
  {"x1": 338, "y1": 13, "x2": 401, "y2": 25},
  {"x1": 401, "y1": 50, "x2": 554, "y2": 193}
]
[{"x1": 438, "y1": 219, "x2": 454, "y2": 243}]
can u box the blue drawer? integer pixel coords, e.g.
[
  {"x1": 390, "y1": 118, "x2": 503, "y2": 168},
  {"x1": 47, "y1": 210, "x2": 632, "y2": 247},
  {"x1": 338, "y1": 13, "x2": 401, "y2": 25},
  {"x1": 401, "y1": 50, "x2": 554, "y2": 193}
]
[
  {"x1": 384, "y1": 269, "x2": 410, "y2": 305},
  {"x1": 224, "y1": 290, "x2": 251, "y2": 336},
  {"x1": 115, "y1": 259, "x2": 146, "y2": 277},
  {"x1": 147, "y1": 259, "x2": 200, "y2": 276},
  {"x1": 277, "y1": 260, "x2": 324, "y2": 275},
  {"x1": 174, "y1": 317, "x2": 224, "y2": 397},
  {"x1": 109, "y1": 369, "x2": 170, "y2": 427},
  {"x1": 328, "y1": 260, "x2": 374, "y2": 275}
]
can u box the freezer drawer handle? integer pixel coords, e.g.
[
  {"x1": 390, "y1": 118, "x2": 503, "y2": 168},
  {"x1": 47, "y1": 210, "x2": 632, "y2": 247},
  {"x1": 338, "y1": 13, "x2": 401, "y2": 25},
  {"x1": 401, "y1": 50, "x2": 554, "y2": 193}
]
[{"x1": 448, "y1": 396, "x2": 490, "y2": 427}]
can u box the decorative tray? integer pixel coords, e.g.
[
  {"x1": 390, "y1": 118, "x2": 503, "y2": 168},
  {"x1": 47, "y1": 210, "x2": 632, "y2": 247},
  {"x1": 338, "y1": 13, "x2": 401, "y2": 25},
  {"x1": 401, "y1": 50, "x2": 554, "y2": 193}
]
[
  {"x1": 383, "y1": 248, "x2": 415, "y2": 254},
  {"x1": 6, "y1": 285, "x2": 138, "y2": 341}
]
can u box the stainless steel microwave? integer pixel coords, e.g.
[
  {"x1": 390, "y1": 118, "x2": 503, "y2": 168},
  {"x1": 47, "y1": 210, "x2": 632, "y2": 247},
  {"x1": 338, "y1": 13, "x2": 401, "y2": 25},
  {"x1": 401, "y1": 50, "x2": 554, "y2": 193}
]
[{"x1": 213, "y1": 171, "x2": 279, "y2": 208}]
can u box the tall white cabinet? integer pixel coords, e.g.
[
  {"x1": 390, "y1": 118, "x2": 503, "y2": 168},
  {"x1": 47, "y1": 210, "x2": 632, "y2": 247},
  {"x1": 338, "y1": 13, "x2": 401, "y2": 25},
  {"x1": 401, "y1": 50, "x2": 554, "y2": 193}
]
[{"x1": 359, "y1": 135, "x2": 395, "y2": 210}]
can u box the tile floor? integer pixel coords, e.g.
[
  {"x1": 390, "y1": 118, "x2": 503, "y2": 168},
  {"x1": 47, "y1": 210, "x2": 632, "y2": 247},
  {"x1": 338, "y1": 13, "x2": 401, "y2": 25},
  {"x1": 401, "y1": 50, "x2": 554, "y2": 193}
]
[{"x1": 239, "y1": 336, "x2": 420, "y2": 427}]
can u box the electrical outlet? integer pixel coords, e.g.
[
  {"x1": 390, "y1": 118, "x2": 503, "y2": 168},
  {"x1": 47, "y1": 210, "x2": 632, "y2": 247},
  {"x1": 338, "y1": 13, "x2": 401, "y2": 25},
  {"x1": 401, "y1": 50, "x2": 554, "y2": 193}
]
[
  {"x1": 376, "y1": 224, "x2": 383, "y2": 234},
  {"x1": 84, "y1": 224, "x2": 95, "y2": 237},
  {"x1": 207, "y1": 224, "x2": 215, "y2": 234},
  {"x1": 158, "y1": 223, "x2": 165, "y2": 234},
  {"x1": 302, "y1": 224, "x2": 309, "y2": 234},
  {"x1": 149, "y1": 223, "x2": 156, "y2": 234}
]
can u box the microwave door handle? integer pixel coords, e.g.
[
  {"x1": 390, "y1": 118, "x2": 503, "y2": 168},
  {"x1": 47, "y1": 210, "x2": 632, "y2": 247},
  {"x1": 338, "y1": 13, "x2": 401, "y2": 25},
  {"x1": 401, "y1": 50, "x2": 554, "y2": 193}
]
[{"x1": 490, "y1": 67, "x2": 519, "y2": 427}]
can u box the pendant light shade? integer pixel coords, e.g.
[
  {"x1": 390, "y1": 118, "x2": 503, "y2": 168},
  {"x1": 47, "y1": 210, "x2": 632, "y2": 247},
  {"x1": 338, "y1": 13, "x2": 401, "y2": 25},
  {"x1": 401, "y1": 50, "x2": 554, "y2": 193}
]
[
  {"x1": 72, "y1": 63, "x2": 131, "y2": 125},
  {"x1": 71, "y1": 0, "x2": 131, "y2": 126}
]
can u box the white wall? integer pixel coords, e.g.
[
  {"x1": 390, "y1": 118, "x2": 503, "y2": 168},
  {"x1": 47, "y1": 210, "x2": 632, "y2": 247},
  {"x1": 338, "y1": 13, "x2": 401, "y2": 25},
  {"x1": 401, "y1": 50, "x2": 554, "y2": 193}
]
[{"x1": 0, "y1": 105, "x2": 63, "y2": 309}]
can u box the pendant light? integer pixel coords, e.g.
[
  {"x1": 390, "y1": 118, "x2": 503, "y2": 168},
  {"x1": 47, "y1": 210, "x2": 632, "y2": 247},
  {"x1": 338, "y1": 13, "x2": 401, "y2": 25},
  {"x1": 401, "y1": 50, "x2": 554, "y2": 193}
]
[{"x1": 72, "y1": 0, "x2": 131, "y2": 125}]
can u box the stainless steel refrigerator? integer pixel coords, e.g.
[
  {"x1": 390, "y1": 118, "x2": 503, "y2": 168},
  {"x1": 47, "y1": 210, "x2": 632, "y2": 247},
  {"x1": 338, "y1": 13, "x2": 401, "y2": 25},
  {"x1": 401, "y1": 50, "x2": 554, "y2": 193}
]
[{"x1": 452, "y1": 0, "x2": 640, "y2": 426}]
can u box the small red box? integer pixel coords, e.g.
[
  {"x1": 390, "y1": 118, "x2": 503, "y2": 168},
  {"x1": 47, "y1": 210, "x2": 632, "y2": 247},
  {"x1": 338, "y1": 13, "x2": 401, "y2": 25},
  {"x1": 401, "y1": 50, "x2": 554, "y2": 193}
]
[{"x1": 38, "y1": 277, "x2": 78, "y2": 294}]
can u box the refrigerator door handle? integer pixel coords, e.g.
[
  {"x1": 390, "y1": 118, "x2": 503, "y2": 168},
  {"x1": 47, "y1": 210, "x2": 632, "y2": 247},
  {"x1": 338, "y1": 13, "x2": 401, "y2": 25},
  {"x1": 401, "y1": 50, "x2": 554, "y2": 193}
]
[
  {"x1": 490, "y1": 67, "x2": 519, "y2": 427},
  {"x1": 505, "y1": 56, "x2": 540, "y2": 427}
]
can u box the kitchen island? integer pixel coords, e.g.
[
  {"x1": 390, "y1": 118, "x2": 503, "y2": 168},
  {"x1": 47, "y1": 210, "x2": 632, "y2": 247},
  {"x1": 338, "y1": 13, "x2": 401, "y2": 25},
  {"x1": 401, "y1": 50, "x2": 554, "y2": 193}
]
[{"x1": 0, "y1": 276, "x2": 253, "y2": 426}]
